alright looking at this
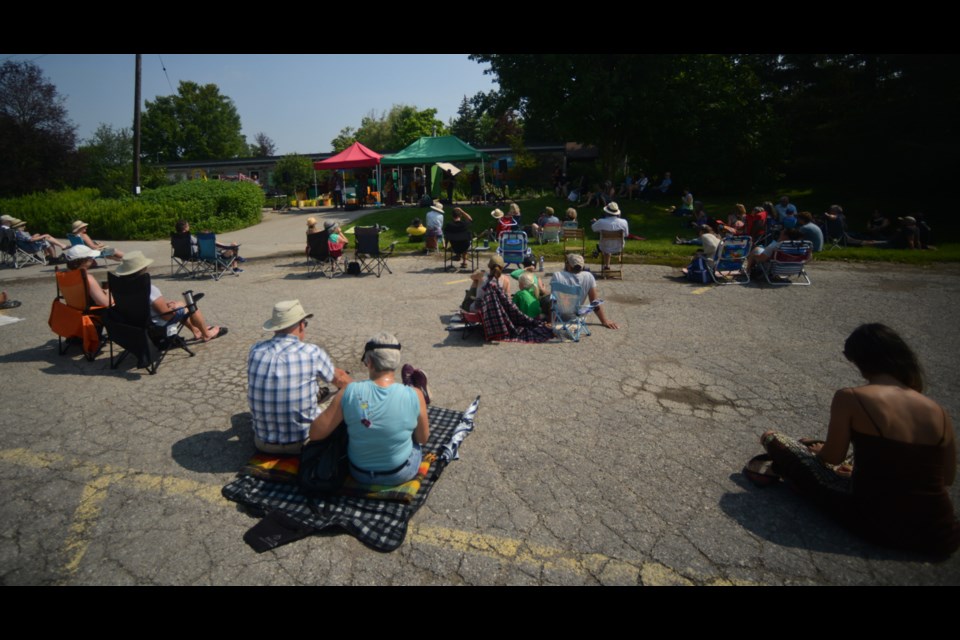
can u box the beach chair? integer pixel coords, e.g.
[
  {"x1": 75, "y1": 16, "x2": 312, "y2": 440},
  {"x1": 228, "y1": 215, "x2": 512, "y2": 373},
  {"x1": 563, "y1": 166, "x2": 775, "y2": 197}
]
[
  {"x1": 354, "y1": 226, "x2": 396, "y2": 277},
  {"x1": 3, "y1": 229, "x2": 46, "y2": 268},
  {"x1": 170, "y1": 232, "x2": 199, "y2": 278},
  {"x1": 306, "y1": 230, "x2": 342, "y2": 278},
  {"x1": 539, "y1": 222, "x2": 562, "y2": 244},
  {"x1": 710, "y1": 235, "x2": 752, "y2": 285},
  {"x1": 550, "y1": 279, "x2": 602, "y2": 342},
  {"x1": 597, "y1": 229, "x2": 625, "y2": 280},
  {"x1": 48, "y1": 267, "x2": 106, "y2": 360},
  {"x1": 497, "y1": 230, "x2": 531, "y2": 269},
  {"x1": 196, "y1": 232, "x2": 237, "y2": 281},
  {"x1": 762, "y1": 240, "x2": 813, "y2": 285},
  {"x1": 102, "y1": 271, "x2": 197, "y2": 374}
]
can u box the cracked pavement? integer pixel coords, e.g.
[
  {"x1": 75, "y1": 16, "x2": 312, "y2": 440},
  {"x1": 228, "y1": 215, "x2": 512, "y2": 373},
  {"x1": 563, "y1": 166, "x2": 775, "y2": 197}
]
[{"x1": 1, "y1": 230, "x2": 959, "y2": 584}]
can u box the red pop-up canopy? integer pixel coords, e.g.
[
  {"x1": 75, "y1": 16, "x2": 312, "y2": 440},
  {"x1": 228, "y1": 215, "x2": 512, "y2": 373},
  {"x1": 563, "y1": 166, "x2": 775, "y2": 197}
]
[{"x1": 313, "y1": 141, "x2": 382, "y2": 170}]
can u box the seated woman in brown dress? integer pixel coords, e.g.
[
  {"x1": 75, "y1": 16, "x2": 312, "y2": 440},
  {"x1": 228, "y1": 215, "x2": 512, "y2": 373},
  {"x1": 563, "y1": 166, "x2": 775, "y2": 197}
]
[{"x1": 759, "y1": 323, "x2": 959, "y2": 555}]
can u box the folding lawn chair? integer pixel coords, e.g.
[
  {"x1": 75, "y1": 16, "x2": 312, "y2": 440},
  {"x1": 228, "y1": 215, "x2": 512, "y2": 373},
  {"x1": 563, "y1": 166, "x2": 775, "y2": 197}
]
[
  {"x1": 102, "y1": 271, "x2": 197, "y2": 374},
  {"x1": 443, "y1": 229, "x2": 473, "y2": 271},
  {"x1": 562, "y1": 227, "x2": 586, "y2": 258},
  {"x1": 823, "y1": 216, "x2": 847, "y2": 250},
  {"x1": 196, "y1": 232, "x2": 237, "y2": 281},
  {"x1": 550, "y1": 279, "x2": 602, "y2": 342},
  {"x1": 306, "y1": 230, "x2": 343, "y2": 278},
  {"x1": 497, "y1": 230, "x2": 531, "y2": 269},
  {"x1": 710, "y1": 235, "x2": 752, "y2": 285},
  {"x1": 597, "y1": 229, "x2": 625, "y2": 280},
  {"x1": 3, "y1": 229, "x2": 46, "y2": 268},
  {"x1": 539, "y1": 222, "x2": 562, "y2": 244},
  {"x1": 761, "y1": 240, "x2": 813, "y2": 285},
  {"x1": 170, "y1": 232, "x2": 199, "y2": 278},
  {"x1": 48, "y1": 266, "x2": 107, "y2": 360},
  {"x1": 354, "y1": 226, "x2": 396, "y2": 277}
]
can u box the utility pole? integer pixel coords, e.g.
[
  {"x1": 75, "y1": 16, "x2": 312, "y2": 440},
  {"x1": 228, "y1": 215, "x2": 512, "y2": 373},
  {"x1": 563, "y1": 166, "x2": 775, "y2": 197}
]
[{"x1": 133, "y1": 54, "x2": 142, "y2": 195}]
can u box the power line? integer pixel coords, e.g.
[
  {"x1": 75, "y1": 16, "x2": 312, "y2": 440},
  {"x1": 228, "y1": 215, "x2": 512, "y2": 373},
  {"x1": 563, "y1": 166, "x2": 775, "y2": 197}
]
[{"x1": 157, "y1": 54, "x2": 175, "y2": 94}]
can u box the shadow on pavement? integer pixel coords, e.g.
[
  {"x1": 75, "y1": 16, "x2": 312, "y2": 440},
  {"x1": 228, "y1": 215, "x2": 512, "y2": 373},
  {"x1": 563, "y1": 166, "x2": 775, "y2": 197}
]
[
  {"x1": 719, "y1": 477, "x2": 944, "y2": 563},
  {"x1": 0, "y1": 339, "x2": 144, "y2": 380},
  {"x1": 171, "y1": 412, "x2": 256, "y2": 474}
]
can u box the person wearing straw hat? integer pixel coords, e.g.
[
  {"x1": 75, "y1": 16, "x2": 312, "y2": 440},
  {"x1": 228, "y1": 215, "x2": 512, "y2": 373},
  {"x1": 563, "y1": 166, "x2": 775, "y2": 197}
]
[
  {"x1": 248, "y1": 300, "x2": 353, "y2": 454},
  {"x1": 71, "y1": 220, "x2": 124, "y2": 261},
  {"x1": 12, "y1": 218, "x2": 68, "y2": 262},
  {"x1": 590, "y1": 202, "x2": 629, "y2": 271},
  {"x1": 115, "y1": 251, "x2": 225, "y2": 342}
]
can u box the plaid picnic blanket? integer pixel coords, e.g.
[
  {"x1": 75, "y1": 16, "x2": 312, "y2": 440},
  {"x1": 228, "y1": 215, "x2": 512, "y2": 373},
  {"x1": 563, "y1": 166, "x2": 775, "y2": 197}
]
[
  {"x1": 223, "y1": 398, "x2": 479, "y2": 553},
  {"x1": 477, "y1": 280, "x2": 554, "y2": 343}
]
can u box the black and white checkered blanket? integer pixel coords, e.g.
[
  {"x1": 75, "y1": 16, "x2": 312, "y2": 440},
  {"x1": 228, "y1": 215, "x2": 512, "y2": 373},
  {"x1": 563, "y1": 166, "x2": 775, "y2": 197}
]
[{"x1": 222, "y1": 397, "x2": 479, "y2": 552}]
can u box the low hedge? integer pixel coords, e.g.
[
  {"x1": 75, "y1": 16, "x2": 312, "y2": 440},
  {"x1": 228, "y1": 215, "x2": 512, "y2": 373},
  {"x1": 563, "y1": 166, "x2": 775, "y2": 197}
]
[{"x1": 0, "y1": 181, "x2": 264, "y2": 241}]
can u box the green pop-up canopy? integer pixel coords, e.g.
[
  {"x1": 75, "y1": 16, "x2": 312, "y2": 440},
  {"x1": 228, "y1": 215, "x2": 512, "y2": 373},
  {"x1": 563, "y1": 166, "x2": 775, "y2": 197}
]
[
  {"x1": 380, "y1": 135, "x2": 487, "y2": 164},
  {"x1": 382, "y1": 136, "x2": 489, "y2": 201}
]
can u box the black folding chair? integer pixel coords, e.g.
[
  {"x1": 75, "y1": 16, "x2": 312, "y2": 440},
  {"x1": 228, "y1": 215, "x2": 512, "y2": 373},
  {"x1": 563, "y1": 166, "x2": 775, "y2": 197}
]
[
  {"x1": 354, "y1": 226, "x2": 396, "y2": 277},
  {"x1": 102, "y1": 271, "x2": 198, "y2": 374},
  {"x1": 171, "y1": 232, "x2": 199, "y2": 278},
  {"x1": 443, "y1": 229, "x2": 474, "y2": 272},
  {"x1": 306, "y1": 230, "x2": 343, "y2": 278}
]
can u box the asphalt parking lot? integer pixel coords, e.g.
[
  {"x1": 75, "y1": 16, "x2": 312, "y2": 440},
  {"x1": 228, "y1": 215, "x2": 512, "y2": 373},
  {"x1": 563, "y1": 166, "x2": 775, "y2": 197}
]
[{"x1": 2, "y1": 211, "x2": 959, "y2": 585}]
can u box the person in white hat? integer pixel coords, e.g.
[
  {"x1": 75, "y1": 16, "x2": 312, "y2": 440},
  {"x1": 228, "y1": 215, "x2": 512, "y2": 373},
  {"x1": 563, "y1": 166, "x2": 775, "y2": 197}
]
[
  {"x1": 63, "y1": 245, "x2": 110, "y2": 307},
  {"x1": 248, "y1": 300, "x2": 353, "y2": 454},
  {"x1": 70, "y1": 220, "x2": 124, "y2": 261},
  {"x1": 115, "y1": 251, "x2": 225, "y2": 342},
  {"x1": 590, "y1": 202, "x2": 630, "y2": 271}
]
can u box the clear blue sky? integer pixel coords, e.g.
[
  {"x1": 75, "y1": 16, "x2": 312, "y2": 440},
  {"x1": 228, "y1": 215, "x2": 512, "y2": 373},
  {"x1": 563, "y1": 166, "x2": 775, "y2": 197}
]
[{"x1": 3, "y1": 54, "x2": 499, "y2": 155}]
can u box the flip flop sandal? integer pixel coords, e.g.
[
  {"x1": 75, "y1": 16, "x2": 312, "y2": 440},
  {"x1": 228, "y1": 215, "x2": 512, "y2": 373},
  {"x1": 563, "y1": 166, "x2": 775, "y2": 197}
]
[
  {"x1": 743, "y1": 453, "x2": 781, "y2": 487},
  {"x1": 206, "y1": 326, "x2": 228, "y2": 341},
  {"x1": 0, "y1": 300, "x2": 22, "y2": 309}
]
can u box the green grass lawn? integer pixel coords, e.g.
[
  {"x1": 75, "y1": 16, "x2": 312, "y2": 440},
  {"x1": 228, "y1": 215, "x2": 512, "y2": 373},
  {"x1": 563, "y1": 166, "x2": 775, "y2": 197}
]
[{"x1": 343, "y1": 192, "x2": 960, "y2": 267}]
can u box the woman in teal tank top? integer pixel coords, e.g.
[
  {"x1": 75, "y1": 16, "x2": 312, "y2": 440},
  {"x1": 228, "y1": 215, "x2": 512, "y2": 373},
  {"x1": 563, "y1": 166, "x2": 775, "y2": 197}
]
[{"x1": 310, "y1": 332, "x2": 429, "y2": 486}]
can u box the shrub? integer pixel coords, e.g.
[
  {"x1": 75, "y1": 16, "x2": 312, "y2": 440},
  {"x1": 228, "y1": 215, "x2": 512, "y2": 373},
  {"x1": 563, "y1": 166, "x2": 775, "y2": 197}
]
[{"x1": 0, "y1": 181, "x2": 264, "y2": 240}]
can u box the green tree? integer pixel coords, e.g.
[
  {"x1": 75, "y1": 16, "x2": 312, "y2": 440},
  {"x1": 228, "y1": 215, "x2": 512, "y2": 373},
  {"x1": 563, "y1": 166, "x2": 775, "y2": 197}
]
[
  {"x1": 141, "y1": 80, "x2": 248, "y2": 162},
  {"x1": 472, "y1": 54, "x2": 778, "y2": 190},
  {"x1": 78, "y1": 123, "x2": 167, "y2": 196},
  {"x1": 331, "y1": 126, "x2": 356, "y2": 152},
  {"x1": 271, "y1": 153, "x2": 313, "y2": 197},
  {"x1": 0, "y1": 60, "x2": 78, "y2": 196},
  {"x1": 333, "y1": 104, "x2": 448, "y2": 153},
  {"x1": 250, "y1": 132, "x2": 276, "y2": 157}
]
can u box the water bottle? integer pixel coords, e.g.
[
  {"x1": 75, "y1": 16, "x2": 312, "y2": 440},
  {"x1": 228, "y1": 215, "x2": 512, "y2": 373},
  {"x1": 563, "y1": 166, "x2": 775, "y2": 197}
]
[{"x1": 539, "y1": 255, "x2": 545, "y2": 272}]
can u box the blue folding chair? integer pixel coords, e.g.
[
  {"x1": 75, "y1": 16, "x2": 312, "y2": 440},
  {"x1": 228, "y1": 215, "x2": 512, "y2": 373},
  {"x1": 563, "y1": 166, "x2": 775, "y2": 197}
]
[
  {"x1": 710, "y1": 235, "x2": 752, "y2": 285},
  {"x1": 550, "y1": 279, "x2": 602, "y2": 342},
  {"x1": 196, "y1": 232, "x2": 237, "y2": 281},
  {"x1": 497, "y1": 230, "x2": 531, "y2": 269}
]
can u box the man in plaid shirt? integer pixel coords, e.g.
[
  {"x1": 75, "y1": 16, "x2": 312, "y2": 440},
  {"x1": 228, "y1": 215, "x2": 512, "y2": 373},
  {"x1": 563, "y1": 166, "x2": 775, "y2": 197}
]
[{"x1": 248, "y1": 300, "x2": 352, "y2": 454}]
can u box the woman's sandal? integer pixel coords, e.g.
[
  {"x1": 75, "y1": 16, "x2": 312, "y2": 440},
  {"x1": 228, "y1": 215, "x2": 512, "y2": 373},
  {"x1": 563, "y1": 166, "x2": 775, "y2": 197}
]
[{"x1": 742, "y1": 454, "x2": 781, "y2": 487}]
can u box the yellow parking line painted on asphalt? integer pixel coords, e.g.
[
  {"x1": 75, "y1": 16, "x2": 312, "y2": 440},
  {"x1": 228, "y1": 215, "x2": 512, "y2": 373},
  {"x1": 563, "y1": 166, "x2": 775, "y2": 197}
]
[
  {"x1": 62, "y1": 474, "x2": 118, "y2": 577},
  {"x1": 691, "y1": 287, "x2": 712, "y2": 295},
  {"x1": 445, "y1": 278, "x2": 471, "y2": 285},
  {"x1": 0, "y1": 447, "x2": 748, "y2": 584}
]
